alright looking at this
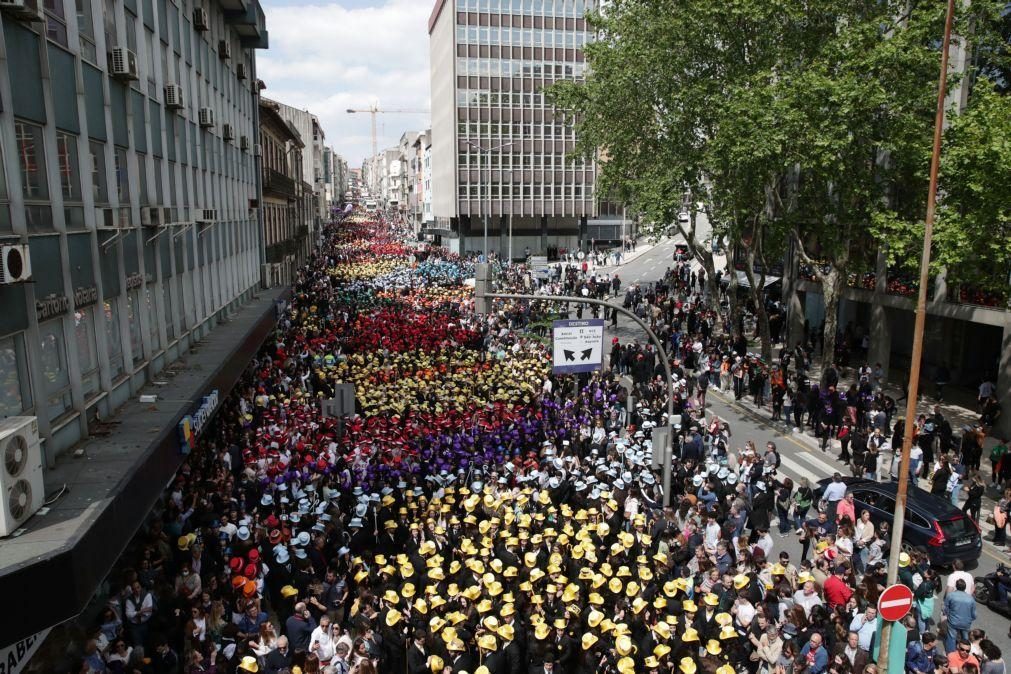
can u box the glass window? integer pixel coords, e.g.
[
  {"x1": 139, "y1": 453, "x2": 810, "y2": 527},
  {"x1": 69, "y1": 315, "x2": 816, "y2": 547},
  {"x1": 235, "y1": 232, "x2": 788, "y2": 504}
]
[
  {"x1": 39, "y1": 320, "x2": 72, "y2": 421},
  {"x1": 115, "y1": 147, "x2": 130, "y2": 202},
  {"x1": 0, "y1": 141, "x2": 10, "y2": 234},
  {"x1": 145, "y1": 286, "x2": 160, "y2": 351},
  {"x1": 73, "y1": 308, "x2": 100, "y2": 399},
  {"x1": 0, "y1": 333, "x2": 33, "y2": 416},
  {"x1": 127, "y1": 289, "x2": 143, "y2": 363},
  {"x1": 44, "y1": 0, "x2": 69, "y2": 46},
  {"x1": 162, "y1": 279, "x2": 175, "y2": 340},
  {"x1": 76, "y1": 0, "x2": 98, "y2": 62},
  {"x1": 15, "y1": 121, "x2": 49, "y2": 200},
  {"x1": 57, "y1": 133, "x2": 82, "y2": 202},
  {"x1": 103, "y1": 300, "x2": 125, "y2": 379},
  {"x1": 90, "y1": 141, "x2": 109, "y2": 203}
]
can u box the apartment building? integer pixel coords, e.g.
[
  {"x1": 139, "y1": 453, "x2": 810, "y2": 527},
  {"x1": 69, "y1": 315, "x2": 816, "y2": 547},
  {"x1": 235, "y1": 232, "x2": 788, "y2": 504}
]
[
  {"x1": 258, "y1": 97, "x2": 306, "y2": 285},
  {"x1": 428, "y1": 0, "x2": 599, "y2": 258},
  {"x1": 0, "y1": 0, "x2": 269, "y2": 455}
]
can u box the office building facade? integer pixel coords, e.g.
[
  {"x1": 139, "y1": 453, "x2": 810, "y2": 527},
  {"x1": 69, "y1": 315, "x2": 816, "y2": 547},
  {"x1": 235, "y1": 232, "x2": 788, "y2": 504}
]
[
  {"x1": 0, "y1": 0, "x2": 268, "y2": 458},
  {"x1": 428, "y1": 0, "x2": 598, "y2": 258}
]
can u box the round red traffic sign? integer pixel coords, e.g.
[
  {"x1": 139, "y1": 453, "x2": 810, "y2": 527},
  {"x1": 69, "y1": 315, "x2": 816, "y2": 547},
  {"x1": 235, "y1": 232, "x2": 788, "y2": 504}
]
[{"x1": 878, "y1": 583, "x2": 914, "y2": 622}]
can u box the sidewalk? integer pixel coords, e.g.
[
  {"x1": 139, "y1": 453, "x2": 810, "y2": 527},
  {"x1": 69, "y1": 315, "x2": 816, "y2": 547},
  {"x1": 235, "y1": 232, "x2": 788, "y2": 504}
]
[{"x1": 591, "y1": 236, "x2": 673, "y2": 272}]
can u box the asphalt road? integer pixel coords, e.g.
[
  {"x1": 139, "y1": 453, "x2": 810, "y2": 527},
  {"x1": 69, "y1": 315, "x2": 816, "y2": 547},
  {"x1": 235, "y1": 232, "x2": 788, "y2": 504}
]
[{"x1": 592, "y1": 237, "x2": 1011, "y2": 644}]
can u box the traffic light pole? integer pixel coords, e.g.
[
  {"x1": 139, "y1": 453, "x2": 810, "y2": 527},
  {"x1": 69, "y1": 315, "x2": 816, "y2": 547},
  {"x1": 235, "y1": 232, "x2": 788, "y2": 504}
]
[{"x1": 474, "y1": 264, "x2": 679, "y2": 505}]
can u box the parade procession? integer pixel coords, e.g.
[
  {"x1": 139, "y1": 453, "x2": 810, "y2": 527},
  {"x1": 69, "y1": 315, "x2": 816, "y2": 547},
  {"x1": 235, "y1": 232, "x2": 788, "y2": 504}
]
[{"x1": 69, "y1": 211, "x2": 1006, "y2": 674}]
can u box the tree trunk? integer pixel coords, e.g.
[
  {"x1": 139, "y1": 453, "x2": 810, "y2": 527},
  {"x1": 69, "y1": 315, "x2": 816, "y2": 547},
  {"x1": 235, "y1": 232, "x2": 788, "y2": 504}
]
[
  {"x1": 753, "y1": 285, "x2": 773, "y2": 362},
  {"x1": 820, "y1": 265, "x2": 843, "y2": 372}
]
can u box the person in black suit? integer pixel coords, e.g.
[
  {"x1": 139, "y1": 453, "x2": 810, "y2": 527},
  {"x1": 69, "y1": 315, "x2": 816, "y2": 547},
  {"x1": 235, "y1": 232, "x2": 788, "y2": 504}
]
[{"x1": 262, "y1": 636, "x2": 293, "y2": 674}]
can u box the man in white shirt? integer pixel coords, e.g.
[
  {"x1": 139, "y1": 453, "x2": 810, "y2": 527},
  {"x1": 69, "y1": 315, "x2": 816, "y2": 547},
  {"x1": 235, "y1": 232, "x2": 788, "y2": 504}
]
[
  {"x1": 822, "y1": 474, "x2": 847, "y2": 522},
  {"x1": 945, "y1": 560, "x2": 974, "y2": 598},
  {"x1": 792, "y1": 581, "x2": 824, "y2": 616},
  {"x1": 848, "y1": 606, "x2": 877, "y2": 650}
]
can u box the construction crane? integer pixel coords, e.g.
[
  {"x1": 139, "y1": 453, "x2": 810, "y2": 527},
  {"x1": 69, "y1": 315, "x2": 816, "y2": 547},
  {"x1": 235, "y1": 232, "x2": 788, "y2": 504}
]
[{"x1": 345, "y1": 103, "x2": 430, "y2": 162}]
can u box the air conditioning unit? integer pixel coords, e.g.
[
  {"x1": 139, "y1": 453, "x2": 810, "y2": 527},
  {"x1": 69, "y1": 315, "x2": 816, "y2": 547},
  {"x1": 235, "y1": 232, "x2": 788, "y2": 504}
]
[
  {"x1": 254, "y1": 143, "x2": 262, "y2": 156},
  {"x1": 95, "y1": 207, "x2": 117, "y2": 230},
  {"x1": 240, "y1": 135, "x2": 250, "y2": 151},
  {"x1": 0, "y1": 245, "x2": 31, "y2": 284},
  {"x1": 140, "y1": 206, "x2": 164, "y2": 227},
  {"x1": 222, "y1": 123, "x2": 235, "y2": 141},
  {"x1": 0, "y1": 0, "x2": 43, "y2": 21},
  {"x1": 164, "y1": 84, "x2": 184, "y2": 110},
  {"x1": 110, "y1": 47, "x2": 139, "y2": 81},
  {"x1": 192, "y1": 6, "x2": 209, "y2": 31},
  {"x1": 162, "y1": 206, "x2": 177, "y2": 224},
  {"x1": 0, "y1": 417, "x2": 44, "y2": 537},
  {"x1": 195, "y1": 209, "x2": 217, "y2": 223},
  {"x1": 236, "y1": 63, "x2": 247, "y2": 80},
  {"x1": 198, "y1": 107, "x2": 214, "y2": 128},
  {"x1": 218, "y1": 40, "x2": 231, "y2": 60}
]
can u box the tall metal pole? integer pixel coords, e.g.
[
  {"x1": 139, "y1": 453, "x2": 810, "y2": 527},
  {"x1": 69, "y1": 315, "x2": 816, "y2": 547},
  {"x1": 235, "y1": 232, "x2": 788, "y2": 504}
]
[
  {"x1": 877, "y1": 0, "x2": 955, "y2": 670},
  {"x1": 479, "y1": 146, "x2": 487, "y2": 260},
  {"x1": 485, "y1": 146, "x2": 491, "y2": 261}
]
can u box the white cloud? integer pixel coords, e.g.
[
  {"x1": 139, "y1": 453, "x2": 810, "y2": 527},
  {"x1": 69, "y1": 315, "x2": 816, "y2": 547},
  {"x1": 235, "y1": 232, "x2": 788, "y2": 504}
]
[{"x1": 258, "y1": 0, "x2": 433, "y2": 167}]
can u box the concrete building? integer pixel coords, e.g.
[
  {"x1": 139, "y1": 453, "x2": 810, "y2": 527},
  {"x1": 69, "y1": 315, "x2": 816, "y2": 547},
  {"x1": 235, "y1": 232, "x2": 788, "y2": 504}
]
[
  {"x1": 412, "y1": 128, "x2": 433, "y2": 233},
  {"x1": 258, "y1": 97, "x2": 307, "y2": 285},
  {"x1": 0, "y1": 0, "x2": 279, "y2": 650},
  {"x1": 428, "y1": 0, "x2": 599, "y2": 258},
  {"x1": 264, "y1": 100, "x2": 327, "y2": 238}
]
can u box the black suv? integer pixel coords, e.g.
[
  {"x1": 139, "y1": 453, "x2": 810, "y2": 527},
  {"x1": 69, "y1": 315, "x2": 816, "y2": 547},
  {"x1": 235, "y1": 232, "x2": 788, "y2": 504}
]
[{"x1": 817, "y1": 477, "x2": 982, "y2": 566}]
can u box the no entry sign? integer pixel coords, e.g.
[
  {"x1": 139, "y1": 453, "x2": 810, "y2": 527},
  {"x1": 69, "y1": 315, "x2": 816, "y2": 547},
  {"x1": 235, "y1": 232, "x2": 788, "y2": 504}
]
[{"x1": 878, "y1": 583, "x2": 914, "y2": 622}]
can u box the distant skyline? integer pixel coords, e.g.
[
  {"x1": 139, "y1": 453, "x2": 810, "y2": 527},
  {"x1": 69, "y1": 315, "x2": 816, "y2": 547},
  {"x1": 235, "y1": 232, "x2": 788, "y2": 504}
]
[{"x1": 258, "y1": 0, "x2": 432, "y2": 167}]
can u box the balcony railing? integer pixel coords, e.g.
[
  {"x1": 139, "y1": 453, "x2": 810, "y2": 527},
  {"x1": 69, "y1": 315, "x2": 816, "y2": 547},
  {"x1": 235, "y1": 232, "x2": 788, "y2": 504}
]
[{"x1": 262, "y1": 168, "x2": 297, "y2": 200}]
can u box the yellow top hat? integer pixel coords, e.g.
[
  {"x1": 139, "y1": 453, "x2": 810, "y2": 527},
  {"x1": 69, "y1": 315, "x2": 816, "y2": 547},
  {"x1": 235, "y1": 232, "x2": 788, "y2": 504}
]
[
  {"x1": 682, "y1": 627, "x2": 700, "y2": 642},
  {"x1": 652, "y1": 621, "x2": 672, "y2": 640},
  {"x1": 385, "y1": 609, "x2": 403, "y2": 627},
  {"x1": 680, "y1": 657, "x2": 698, "y2": 674},
  {"x1": 733, "y1": 574, "x2": 750, "y2": 590},
  {"x1": 581, "y1": 632, "x2": 598, "y2": 650},
  {"x1": 587, "y1": 609, "x2": 604, "y2": 628},
  {"x1": 706, "y1": 639, "x2": 722, "y2": 655},
  {"x1": 617, "y1": 657, "x2": 636, "y2": 674},
  {"x1": 615, "y1": 635, "x2": 636, "y2": 657},
  {"x1": 703, "y1": 592, "x2": 720, "y2": 606},
  {"x1": 719, "y1": 626, "x2": 738, "y2": 640},
  {"x1": 715, "y1": 612, "x2": 733, "y2": 627}
]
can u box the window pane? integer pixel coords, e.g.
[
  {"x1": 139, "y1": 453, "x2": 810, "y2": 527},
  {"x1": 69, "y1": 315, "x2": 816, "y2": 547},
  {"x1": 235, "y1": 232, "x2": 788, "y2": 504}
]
[
  {"x1": 57, "y1": 133, "x2": 82, "y2": 201},
  {"x1": 145, "y1": 286, "x2": 160, "y2": 351},
  {"x1": 74, "y1": 308, "x2": 100, "y2": 399},
  {"x1": 103, "y1": 300, "x2": 125, "y2": 378},
  {"x1": 0, "y1": 334, "x2": 33, "y2": 416},
  {"x1": 115, "y1": 147, "x2": 130, "y2": 202},
  {"x1": 127, "y1": 289, "x2": 143, "y2": 363},
  {"x1": 16, "y1": 122, "x2": 49, "y2": 200},
  {"x1": 76, "y1": 0, "x2": 98, "y2": 62},
  {"x1": 39, "y1": 320, "x2": 72, "y2": 420},
  {"x1": 90, "y1": 142, "x2": 108, "y2": 203}
]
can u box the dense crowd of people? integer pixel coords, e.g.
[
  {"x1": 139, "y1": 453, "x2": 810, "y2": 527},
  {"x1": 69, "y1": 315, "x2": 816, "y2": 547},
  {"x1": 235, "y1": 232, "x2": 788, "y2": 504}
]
[{"x1": 62, "y1": 213, "x2": 1009, "y2": 674}]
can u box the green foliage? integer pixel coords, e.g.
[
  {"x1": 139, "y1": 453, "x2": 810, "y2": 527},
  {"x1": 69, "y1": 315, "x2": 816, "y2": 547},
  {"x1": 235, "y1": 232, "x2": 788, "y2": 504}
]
[{"x1": 550, "y1": 0, "x2": 1011, "y2": 293}]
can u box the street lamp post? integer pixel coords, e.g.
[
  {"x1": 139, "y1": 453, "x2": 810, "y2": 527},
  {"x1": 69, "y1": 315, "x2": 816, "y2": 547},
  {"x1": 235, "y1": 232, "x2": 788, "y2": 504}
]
[{"x1": 466, "y1": 140, "x2": 514, "y2": 261}]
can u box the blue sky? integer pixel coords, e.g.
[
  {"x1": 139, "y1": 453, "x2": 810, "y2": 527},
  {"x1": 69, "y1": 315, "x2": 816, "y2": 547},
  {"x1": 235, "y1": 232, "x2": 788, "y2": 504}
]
[{"x1": 258, "y1": 0, "x2": 433, "y2": 167}]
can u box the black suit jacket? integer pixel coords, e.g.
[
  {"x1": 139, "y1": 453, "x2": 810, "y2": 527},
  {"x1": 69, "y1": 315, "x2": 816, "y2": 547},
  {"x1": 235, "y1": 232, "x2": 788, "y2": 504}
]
[{"x1": 263, "y1": 648, "x2": 293, "y2": 674}]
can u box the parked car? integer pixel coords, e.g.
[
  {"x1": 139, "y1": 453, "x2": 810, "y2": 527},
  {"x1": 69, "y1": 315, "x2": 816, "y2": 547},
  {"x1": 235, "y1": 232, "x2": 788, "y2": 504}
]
[{"x1": 816, "y1": 477, "x2": 982, "y2": 567}]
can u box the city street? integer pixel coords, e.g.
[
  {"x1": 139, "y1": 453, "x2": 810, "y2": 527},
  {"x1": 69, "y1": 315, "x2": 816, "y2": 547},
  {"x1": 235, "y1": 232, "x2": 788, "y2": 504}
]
[{"x1": 595, "y1": 237, "x2": 1011, "y2": 642}]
